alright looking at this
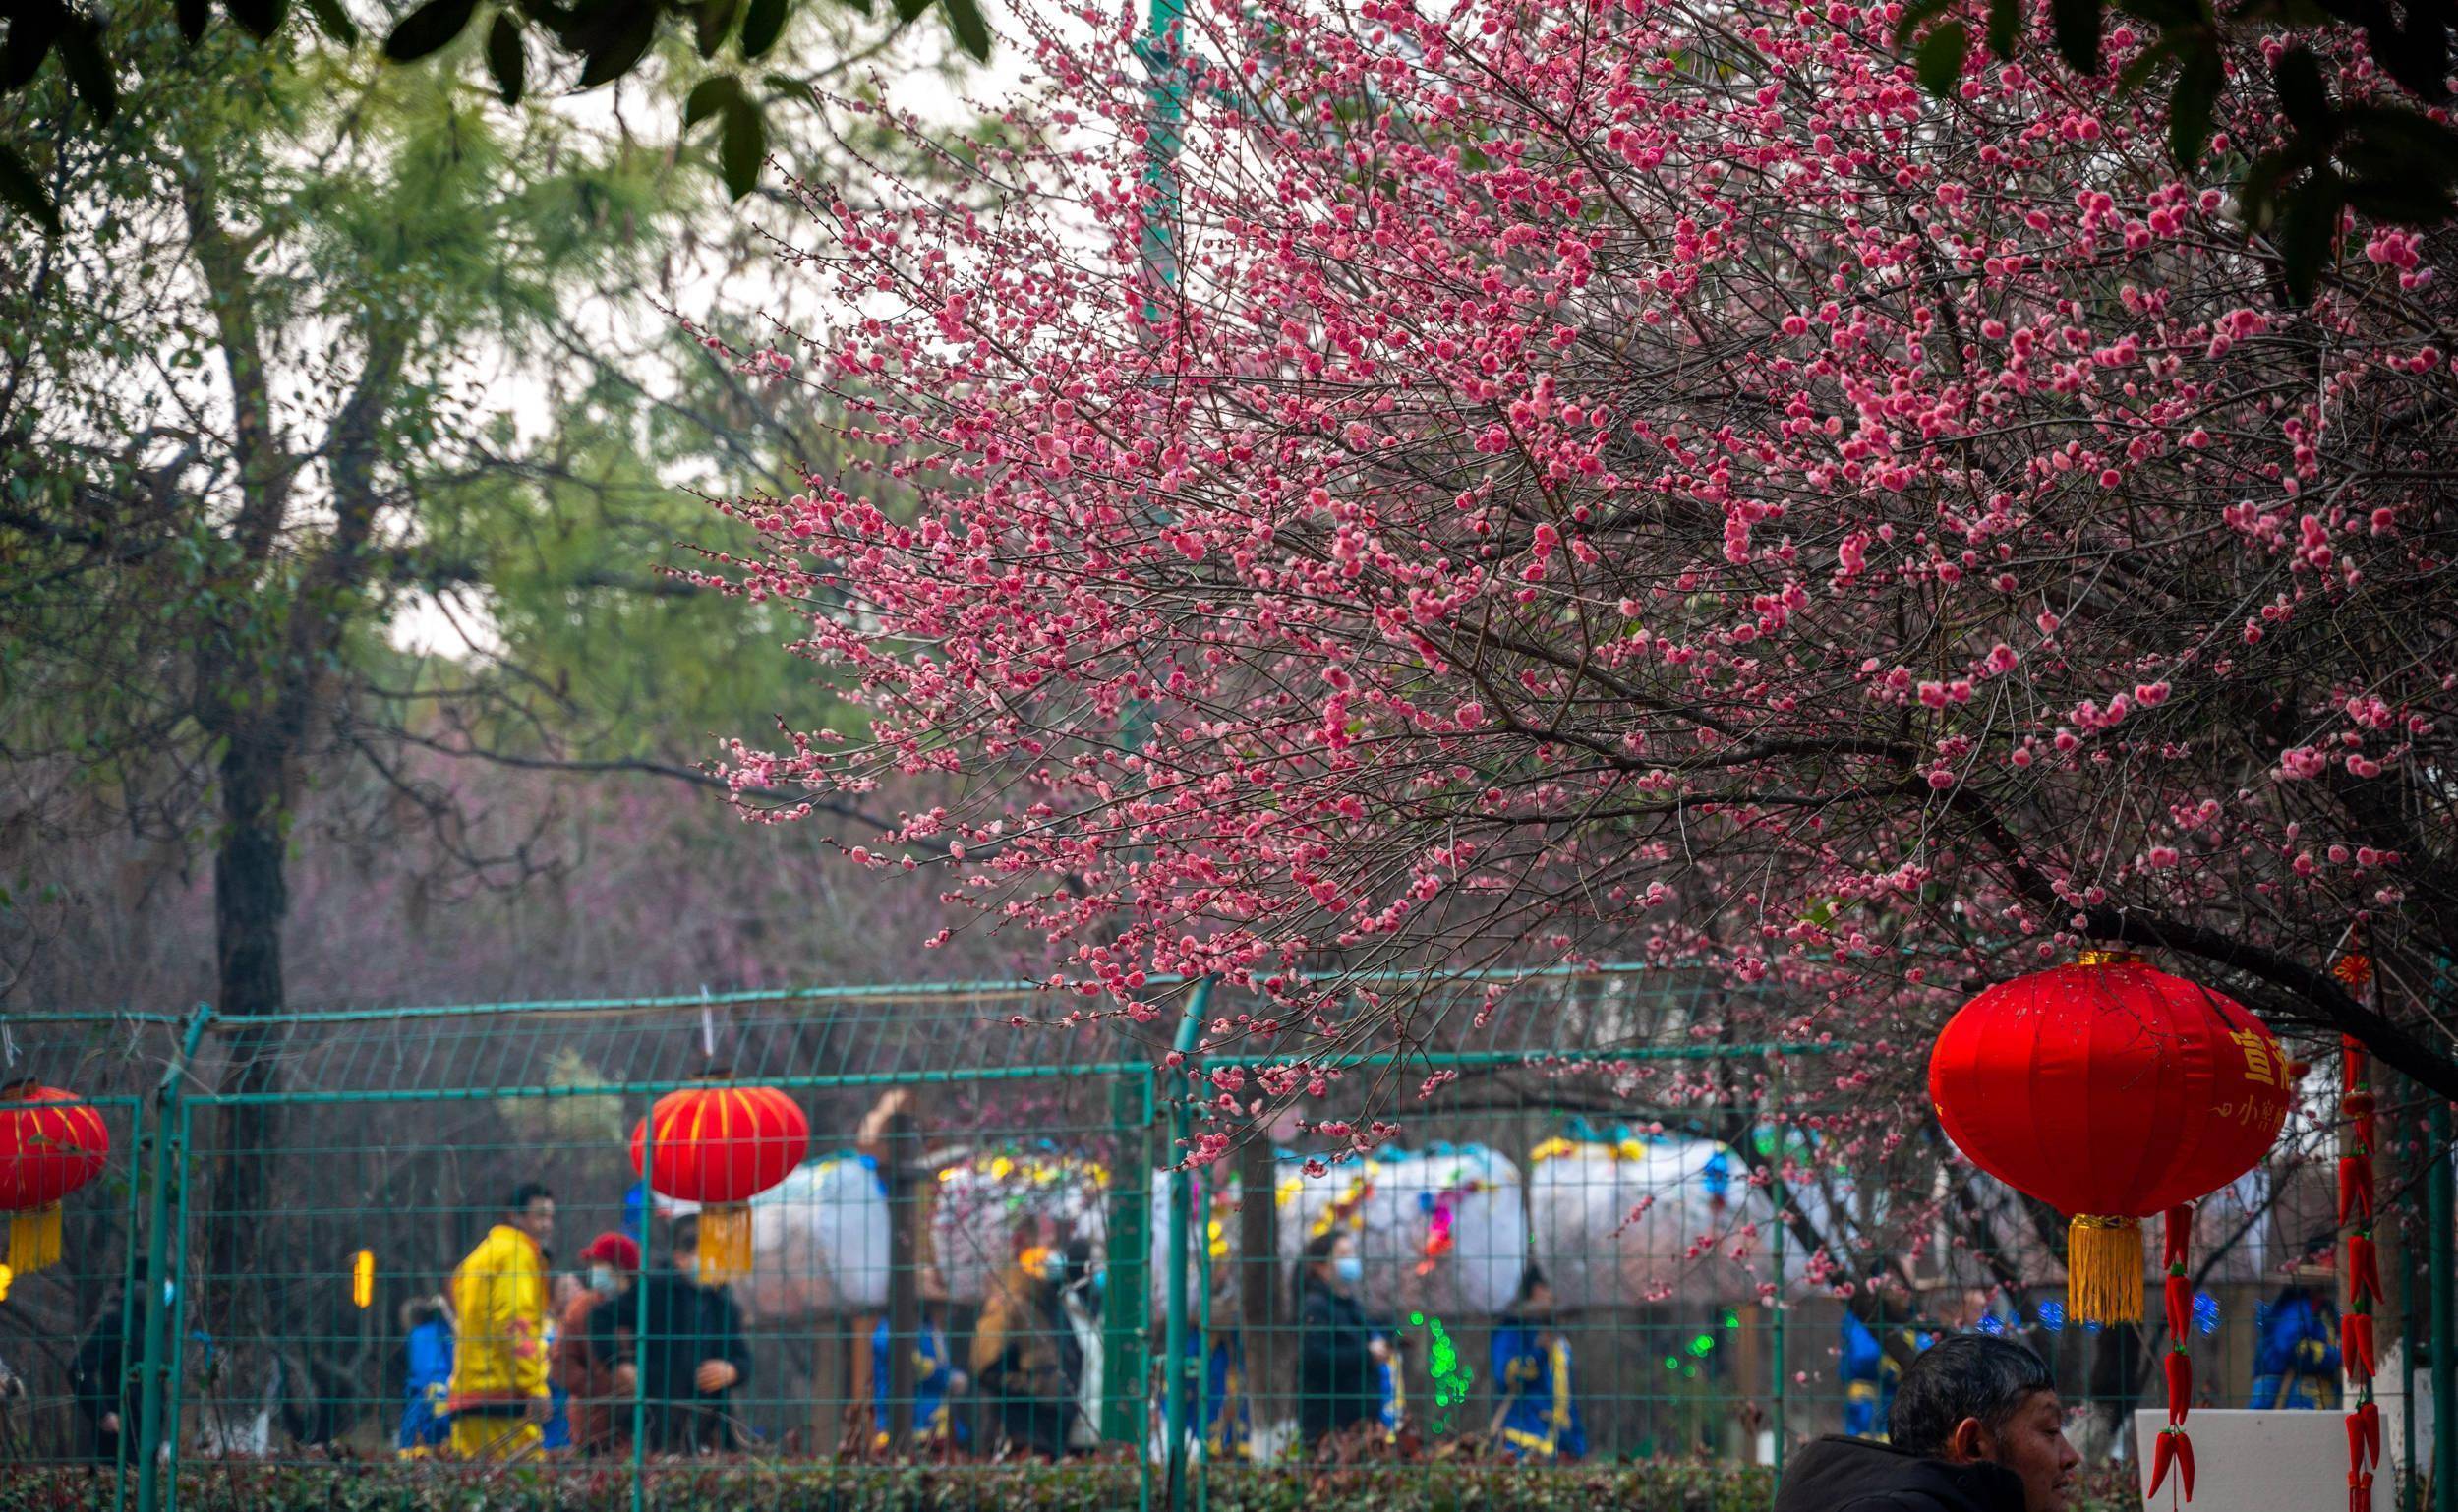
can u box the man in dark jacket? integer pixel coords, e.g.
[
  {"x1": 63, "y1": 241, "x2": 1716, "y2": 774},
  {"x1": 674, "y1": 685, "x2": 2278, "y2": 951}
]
[
  {"x1": 1775, "y1": 1335, "x2": 2079, "y2": 1512},
  {"x1": 590, "y1": 1216, "x2": 752, "y2": 1454},
  {"x1": 72, "y1": 1286, "x2": 134, "y2": 1466}
]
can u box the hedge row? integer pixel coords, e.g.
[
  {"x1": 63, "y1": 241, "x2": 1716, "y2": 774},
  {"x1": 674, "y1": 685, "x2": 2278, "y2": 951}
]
[{"x1": 0, "y1": 1460, "x2": 2139, "y2": 1512}]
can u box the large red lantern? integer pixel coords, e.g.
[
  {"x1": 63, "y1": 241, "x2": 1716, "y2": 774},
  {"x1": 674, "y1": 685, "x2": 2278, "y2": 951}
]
[
  {"x1": 629, "y1": 1084, "x2": 809, "y2": 1282},
  {"x1": 1929, "y1": 951, "x2": 2290, "y2": 1326},
  {"x1": 0, "y1": 1082, "x2": 110, "y2": 1276}
]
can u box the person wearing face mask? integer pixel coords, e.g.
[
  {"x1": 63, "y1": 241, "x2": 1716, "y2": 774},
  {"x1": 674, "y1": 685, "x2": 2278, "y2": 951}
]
[
  {"x1": 590, "y1": 1215, "x2": 751, "y2": 1454},
  {"x1": 1294, "y1": 1230, "x2": 1383, "y2": 1451},
  {"x1": 555, "y1": 1232, "x2": 639, "y2": 1456},
  {"x1": 970, "y1": 1225, "x2": 1081, "y2": 1460}
]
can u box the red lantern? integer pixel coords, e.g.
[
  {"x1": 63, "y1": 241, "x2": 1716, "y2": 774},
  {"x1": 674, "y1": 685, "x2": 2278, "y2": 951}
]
[
  {"x1": 1929, "y1": 952, "x2": 2289, "y2": 1325},
  {"x1": 0, "y1": 1082, "x2": 110, "y2": 1276},
  {"x1": 629, "y1": 1084, "x2": 809, "y2": 1282}
]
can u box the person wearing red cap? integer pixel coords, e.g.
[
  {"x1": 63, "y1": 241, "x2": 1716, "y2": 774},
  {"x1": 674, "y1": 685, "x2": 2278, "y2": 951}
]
[{"x1": 554, "y1": 1232, "x2": 640, "y2": 1456}]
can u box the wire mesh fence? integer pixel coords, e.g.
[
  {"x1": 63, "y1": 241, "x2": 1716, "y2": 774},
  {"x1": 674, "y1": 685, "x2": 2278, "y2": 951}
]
[{"x1": 0, "y1": 969, "x2": 2444, "y2": 1512}]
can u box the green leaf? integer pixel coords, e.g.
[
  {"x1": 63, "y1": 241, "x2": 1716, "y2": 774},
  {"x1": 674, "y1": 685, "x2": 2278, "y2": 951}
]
[
  {"x1": 2167, "y1": 42, "x2": 2221, "y2": 168},
  {"x1": 695, "y1": 0, "x2": 741, "y2": 57},
  {"x1": 0, "y1": 144, "x2": 60, "y2": 236},
  {"x1": 176, "y1": 0, "x2": 209, "y2": 42},
  {"x1": 574, "y1": 0, "x2": 657, "y2": 87},
  {"x1": 2238, "y1": 147, "x2": 2291, "y2": 232},
  {"x1": 2052, "y1": 0, "x2": 2102, "y2": 73},
  {"x1": 2338, "y1": 103, "x2": 2458, "y2": 185},
  {"x1": 940, "y1": 0, "x2": 989, "y2": 58},
  {"x1": 2277, "y1": 169, "x2": 2343, "y2": 306},
  {"x1": 2273, "y1": 48, "x2": 2332, "y2": 140},
  {"x1": 55, "y1": 18, "x2": 115, "y2": 124},
  {"x1": 2112, "y1": 31, "x2": 2183, "y2": 92},
  {"x1": 382, "y1": 0, "x2": 479, "y2": 59},
  {"x1": 2227, "y1": 0, "x2": 2338, "y2": 23},
  {"x1": 737, "y1": 0, "x2": 787, "y2": 58},
  {"x1": 684, "y1": 71, "x2": 741, "y2": 127},
  {"x1": 486, "y1": 13, "x2": 525, "y2": 102},
  {"x1": 224, "y1": 0, "x2": 288, "y2": 41},
  {"x1": 1914, "y1": 20, "x2": 1968, "y2": 93},
  {"x1": 832, "y1": 0, "x2": 872, "y2": 13},
  {"x1": 719, "y1": 94, "x2": 765, "y2": 200},
  {"x1": 0, "y1": 2, "x2": 61, "y2": 90},
  {"x1": 1891, "y1": 0, "x2": 1952, "y2": 47},
  {"x1": 1985, "y1": 0, "x2": 2019, "y2": 57},
  {"x1": 302, "y1": 0, "x2": 361, "y2": 44},
  {"x1": 2343, "y1": 175, "x2": 2458, "y2": 225}
]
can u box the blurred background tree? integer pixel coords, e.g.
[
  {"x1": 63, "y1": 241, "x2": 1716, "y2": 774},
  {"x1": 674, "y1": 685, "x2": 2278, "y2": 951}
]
[{"x1": 0, "y1": 0, "x2": 997, "y2": 1386}]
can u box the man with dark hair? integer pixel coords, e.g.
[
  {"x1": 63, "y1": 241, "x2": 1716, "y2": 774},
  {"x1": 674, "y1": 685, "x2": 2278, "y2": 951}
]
[
  {"x1": 1775, "y1": 1334, "x2": 2079, "y2": 1512},
  {"x1": 444, "y1": 1184, "x2": 556, "y2": 1460}
]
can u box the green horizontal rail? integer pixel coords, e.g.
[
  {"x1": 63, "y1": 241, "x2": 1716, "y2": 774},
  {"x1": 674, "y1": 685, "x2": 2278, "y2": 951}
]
[
  {"x1": 184, "y1": 1061, "x2": 1161, "y2": 1105},
  {"x1": 180, "y1": 1040, "x2": 1855, "y2": 1105},
  {"x1": 27, "y1": 959, "x2": 1742, "y2": 1026}
]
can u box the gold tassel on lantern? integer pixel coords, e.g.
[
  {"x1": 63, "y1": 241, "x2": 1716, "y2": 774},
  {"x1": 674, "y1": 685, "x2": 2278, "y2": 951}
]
[
  {"x1": 2069, "y1": 1213, "x2": 2143, "y2": 1324},
  {"x1": 7, "y1": 1203, "x2": 62, "y2": 1276},
  {"x1": 697, "y1": 1204, "x2": 753, "y2": 1283}
]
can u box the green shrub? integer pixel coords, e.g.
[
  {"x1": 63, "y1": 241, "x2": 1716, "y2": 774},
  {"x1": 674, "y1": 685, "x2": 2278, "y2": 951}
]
[{"x1": 0, "y1": 1458, "x2": 2143, "y2": 1512}]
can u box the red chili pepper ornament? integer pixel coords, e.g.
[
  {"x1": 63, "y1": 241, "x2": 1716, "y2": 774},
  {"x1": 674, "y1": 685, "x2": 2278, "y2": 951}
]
[
  {"x1": 2165, "y1": 1349, "x2": 2193, "y2": 1425},
  {"x1": 2164, "y1": 1273, "x2": 2194, "y2": 1339},
  {"x1": 2349, "y1": 1234, "x2": 2383, "y2": 1307},
  {"x1": 2163, "y1": 1204, "x2": 2193, "y2": 1269},
  {"x1": 2344, "y1": 1312, "x2": 2377, "y2": 1380}
]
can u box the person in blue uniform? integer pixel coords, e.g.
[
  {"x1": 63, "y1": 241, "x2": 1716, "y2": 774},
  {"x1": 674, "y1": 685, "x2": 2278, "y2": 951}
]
[
  {"x1": 2252, "y1": 1281, "x2": 2341, "y2": 1410},
  {"x1": 1488, "y1": 1266, "x2": 1586, "y2": 1461},
  {"x1": 396, "y1": 1295, "x2": 454, "y2": 1458},
  {"x1": 1839, "y1": 1302, "x2": 1931, "y2": 1439},
  {"x1": 872, "y1": 1272, "x2": 970, "y2": 1451},
  {"x1": 1200, "y1": 1327, "x2": 1251, "y2": 1458}
]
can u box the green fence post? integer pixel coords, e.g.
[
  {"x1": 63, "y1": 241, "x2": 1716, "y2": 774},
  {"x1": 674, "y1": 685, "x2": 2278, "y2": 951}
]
[
  {"x1": 114, "y1": 1094, "x2": 148, "y2": 1512},
  {"x1": 1105, "y1": 1073, "x2": 1155, "y2": 1446},
  {"x1": 160, "y1": 1096, "x2": 198, "y2": 1512},
  {"x1": 2429, "y1": 1094, "x2": 2451, "y2": 1512},
  {"x1": 135, "y1": 1007, "x2": 207, "y2": 1512},
  {"x1": 1165, "y1": 978, "x2": 1211, "y2": 1512},
  {"x1": 1770, "y1": 1061, "x2": 1787, "y2": 1499},
  {"x1": 1193, "y1": 1161, "x2": 1212, "y2": 1512}
]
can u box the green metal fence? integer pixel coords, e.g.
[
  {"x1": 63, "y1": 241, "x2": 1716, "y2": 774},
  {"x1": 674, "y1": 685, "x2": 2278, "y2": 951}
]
[{"x1": 0, "y1": 967, "x2": 2449, "y2": 1512}]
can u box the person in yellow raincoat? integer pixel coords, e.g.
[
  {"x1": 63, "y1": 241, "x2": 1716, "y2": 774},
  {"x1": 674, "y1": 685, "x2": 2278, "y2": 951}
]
[{"x1": 444, "y1": 1184, "x2": 556, "y2": 1460}]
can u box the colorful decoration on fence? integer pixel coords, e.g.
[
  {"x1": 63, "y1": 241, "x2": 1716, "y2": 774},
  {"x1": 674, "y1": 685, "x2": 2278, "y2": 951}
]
[
  {"x1": 350, "y1": 1249, "x2": 376, "y2": 1309},
  {"x1": 0, "y1": 1081, "x2": 109, "y2": 1276},
  {"x1": 629, "y1": 1083, "x2": 810, "y2": 1282},
  {"x1": 1528, "y1": 1131, "x2": 1772, "y2": 1308},
  {"x1": 2336, "y1": 939, "x2": 2382, "y2": 1512},
  {"x1": 930, "y1": 1147, "x2": 1108, "y2": 1305},
  {"x1": 1929, "y1": 951, "x2": 2289, "y2": 1329},
  {"x1": 1275, "y1": 1146, "x2": 1526, "y2": 1316}
]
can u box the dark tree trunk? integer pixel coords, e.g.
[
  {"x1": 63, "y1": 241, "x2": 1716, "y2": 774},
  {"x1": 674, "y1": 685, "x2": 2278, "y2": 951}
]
[{"x1": 205, "y1": 732, "x2": 289, "y2": 1346}]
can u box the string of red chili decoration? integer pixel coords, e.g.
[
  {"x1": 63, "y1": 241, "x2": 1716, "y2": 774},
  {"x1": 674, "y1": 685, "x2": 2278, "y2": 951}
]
[
  {"x1": 2147, "y1": 1201, "x2": 2196, "y2": 1503},
  {"x1": 2335, "y1": 948, "x2": 2382, "y2": 1512}
]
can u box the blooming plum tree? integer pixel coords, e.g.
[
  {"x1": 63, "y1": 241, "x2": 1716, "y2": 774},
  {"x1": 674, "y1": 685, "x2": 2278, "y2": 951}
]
[{"x1": 703, "y1": 0, "x2": 2458, "y2": 1123}]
